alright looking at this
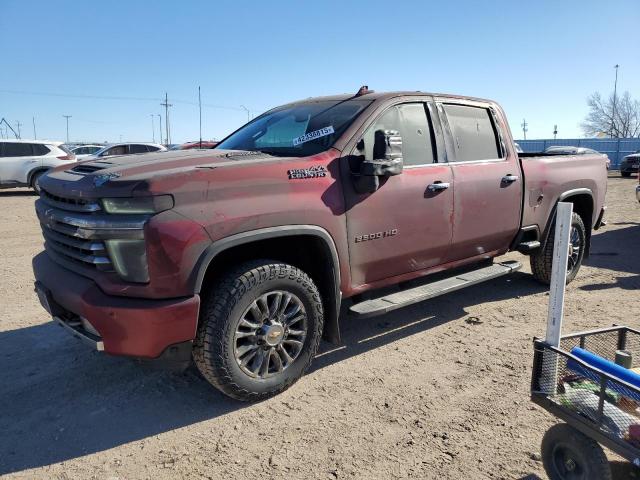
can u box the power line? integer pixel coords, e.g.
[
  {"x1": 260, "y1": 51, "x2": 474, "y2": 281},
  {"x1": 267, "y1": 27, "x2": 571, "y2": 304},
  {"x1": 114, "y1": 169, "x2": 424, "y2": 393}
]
[{"x1": 0, "y1": 89, "x2": 252, "y2": 112}]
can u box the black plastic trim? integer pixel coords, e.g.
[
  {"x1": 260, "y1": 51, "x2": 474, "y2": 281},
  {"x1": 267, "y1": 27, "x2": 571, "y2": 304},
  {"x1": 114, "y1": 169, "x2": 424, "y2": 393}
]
[{"x1": 192, "y1": 225, "x2": 342, "y2": 344}]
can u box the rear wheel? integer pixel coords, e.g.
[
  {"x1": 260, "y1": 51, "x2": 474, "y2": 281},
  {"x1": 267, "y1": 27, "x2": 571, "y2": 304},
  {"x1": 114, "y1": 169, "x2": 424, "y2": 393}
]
[
  {"x1": 530, "y1": 212, "x2": 586, "y2": 285},
  {"x1": 541, "y1": 423, "x2": 611, "y2": 480},
  {"x1": 193, "y1": 260, "x2": 324, "y2": 401}
]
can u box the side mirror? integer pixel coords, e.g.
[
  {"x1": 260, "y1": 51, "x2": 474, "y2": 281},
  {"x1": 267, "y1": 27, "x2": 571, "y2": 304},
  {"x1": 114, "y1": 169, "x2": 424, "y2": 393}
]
[{"x1": 353, "y1": 130, "x2": 403, "y2": 193}]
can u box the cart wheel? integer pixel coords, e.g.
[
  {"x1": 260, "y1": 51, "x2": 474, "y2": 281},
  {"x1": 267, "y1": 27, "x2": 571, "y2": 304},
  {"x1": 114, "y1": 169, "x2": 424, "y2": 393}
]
[{"x1": 541, "y1": 423, "x2": 611, "y2": 480}]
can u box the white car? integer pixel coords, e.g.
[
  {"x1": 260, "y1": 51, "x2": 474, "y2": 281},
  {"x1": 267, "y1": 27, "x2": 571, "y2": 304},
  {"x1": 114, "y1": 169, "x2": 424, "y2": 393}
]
[
  {"x1": 70, "y1": 144, "x2": 104, "y2": 160},
  {"x1": 85, "y1": 142, "x2": 167, "y2": 160},
  {"x1": 0, "y1": 139, "x2": 76, "y2": 193}
]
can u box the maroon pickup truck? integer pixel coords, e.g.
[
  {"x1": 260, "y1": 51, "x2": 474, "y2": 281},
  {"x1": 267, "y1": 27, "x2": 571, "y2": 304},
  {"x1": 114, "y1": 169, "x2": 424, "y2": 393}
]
[{"x1": 33, "y1": 87, "x2": 607, "y2": 401}]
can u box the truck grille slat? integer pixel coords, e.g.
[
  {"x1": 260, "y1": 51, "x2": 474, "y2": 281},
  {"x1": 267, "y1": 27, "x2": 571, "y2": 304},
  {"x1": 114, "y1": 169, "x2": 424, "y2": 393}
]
[
  {"x1": 40, "y1": 189, "x2": 101, "y2": 212},
  {"x1": 42, "y1": 228, "x2": 107, "y2": 253},
  {"x1": 44, "y1": 241, "x2": 111, "y2": 267},
  {"x1": 38, "y1": 189, "x2": 115, "y2": 272}
]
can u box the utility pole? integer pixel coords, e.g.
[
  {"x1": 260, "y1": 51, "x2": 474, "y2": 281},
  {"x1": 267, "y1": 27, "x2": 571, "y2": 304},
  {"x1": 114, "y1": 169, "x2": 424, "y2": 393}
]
[
  {"x1": 157, "y1": 114, "x2": 163, "y2": 145},
  {"x1": 240, "y1": 105, "x2": 250, "y2": 123},
  {"x1": 15, "y1": 120, "x2": 22, "y2": 139},
  {"x1": 32, "y1": 117, "x2": 37, "y2": 139},
  {"x1": 150, "y1": 114, "x2": 155, "y2": 142},
  {"x1": 521, "y1": 118, "x2": 528, "y2": 140},
  {"x1": 553, "y1": 125, "x2": 558, "y2": 140},
  {"x1": 63, "y1": 115, "x2": 72, "y2": 143},
  {"x1": 198, "y1": 86, "x2": 203, "y2": 148},
  {"x1": 160, "y1": 92, "x2": 172, "y2": 145},
  {"x1": 611, "y1": 64, "x2": 619, "y2": 138}
]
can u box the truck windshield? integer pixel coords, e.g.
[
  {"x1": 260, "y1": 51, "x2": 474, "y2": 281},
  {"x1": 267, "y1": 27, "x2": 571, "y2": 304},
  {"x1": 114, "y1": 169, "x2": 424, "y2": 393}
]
[{"x1": 216, "y1": 99, "x2": 373, "y2": 157}]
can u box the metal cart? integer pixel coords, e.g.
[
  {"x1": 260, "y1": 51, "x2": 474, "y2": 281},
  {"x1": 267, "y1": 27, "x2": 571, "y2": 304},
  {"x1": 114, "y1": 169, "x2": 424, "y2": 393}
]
[{"x1": 531, "y1": 326, "x2": 640, "y2": 479}]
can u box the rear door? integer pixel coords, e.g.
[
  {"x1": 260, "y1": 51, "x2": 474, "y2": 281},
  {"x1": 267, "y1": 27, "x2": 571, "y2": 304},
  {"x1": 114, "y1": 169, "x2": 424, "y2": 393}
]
[
  {"x1": 343, "y1": 98, "x2": 454, "y2": 286},
  {"x1": 0, "y1": 142, "x2": 39, "y2": 183},
  {"x1": 437, "y1": 100, "x2": 522, "y2": 262}
]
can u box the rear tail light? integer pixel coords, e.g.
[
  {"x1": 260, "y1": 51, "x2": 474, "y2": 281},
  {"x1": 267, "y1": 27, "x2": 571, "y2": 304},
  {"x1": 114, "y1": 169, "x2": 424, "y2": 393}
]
[{"x1": 57, "y1": 153, "x2": 76, "y2": 161}]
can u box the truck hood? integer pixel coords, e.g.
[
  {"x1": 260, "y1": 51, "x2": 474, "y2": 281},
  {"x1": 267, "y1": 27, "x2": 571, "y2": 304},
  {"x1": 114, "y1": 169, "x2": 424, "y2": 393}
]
[{"x1": 39, "y1": 149, "x2": 284, "y2": 199}]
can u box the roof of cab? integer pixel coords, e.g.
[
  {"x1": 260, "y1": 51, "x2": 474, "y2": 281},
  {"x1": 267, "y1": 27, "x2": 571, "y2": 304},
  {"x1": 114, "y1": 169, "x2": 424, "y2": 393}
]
[{"x1": 282, "y1": 90, "x2": 495, "y2": 108}]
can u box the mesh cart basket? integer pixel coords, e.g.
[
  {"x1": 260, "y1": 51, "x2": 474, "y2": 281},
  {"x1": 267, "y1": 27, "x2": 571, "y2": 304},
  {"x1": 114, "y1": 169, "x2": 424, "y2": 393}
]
[{"x1": 531, "y1": 326, "x2": 640, "y2": 479}]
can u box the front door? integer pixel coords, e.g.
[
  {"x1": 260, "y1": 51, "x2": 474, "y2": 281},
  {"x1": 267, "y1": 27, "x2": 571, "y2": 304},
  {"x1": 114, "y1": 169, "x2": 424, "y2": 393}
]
[
  {"x1": 343, "y1": 101, "x2": 454, "y2": 287},
  {"x1": 438, "y1": 101, "x2": 522, "y2": 262}
]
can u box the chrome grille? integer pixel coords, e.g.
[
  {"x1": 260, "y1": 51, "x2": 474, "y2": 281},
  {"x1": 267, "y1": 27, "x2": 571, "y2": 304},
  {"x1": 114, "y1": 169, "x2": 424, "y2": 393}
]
[{"x1": 37, "y1": 190, "x2": 113, "y2": 271}]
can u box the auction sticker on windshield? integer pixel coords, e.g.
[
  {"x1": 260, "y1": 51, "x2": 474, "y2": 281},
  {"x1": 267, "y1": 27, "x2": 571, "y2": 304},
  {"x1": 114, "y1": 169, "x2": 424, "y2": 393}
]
[{"x1": 293, "y1": 126, "x2": 335, "y2": 146}]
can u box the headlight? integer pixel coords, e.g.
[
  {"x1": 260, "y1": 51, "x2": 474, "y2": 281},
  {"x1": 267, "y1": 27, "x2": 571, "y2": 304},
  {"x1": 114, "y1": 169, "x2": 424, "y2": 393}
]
[
  {"x1": 105, "y1": 239, "x2": 149, "y2": 283},
  {"x1": 102, "y1": 195, "x2": 173, "y2": 214}
]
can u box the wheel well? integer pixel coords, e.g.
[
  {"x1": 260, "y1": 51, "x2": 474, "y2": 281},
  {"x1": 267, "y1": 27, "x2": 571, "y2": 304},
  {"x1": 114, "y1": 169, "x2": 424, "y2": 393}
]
[
  {"x1": 28, "y1": 168, "x2": 49, "y2": 186},
  {"x1": 199, "y1": 234, "x2": 340, "y2": 343},
  {"x1": 564, "y1": 193, "x2": 593, "y2": 230}
]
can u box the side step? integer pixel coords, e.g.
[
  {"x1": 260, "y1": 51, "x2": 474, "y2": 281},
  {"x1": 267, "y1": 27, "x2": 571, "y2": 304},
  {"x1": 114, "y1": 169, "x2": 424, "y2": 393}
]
[
  {"x1": 349, "y1": 260, "x2": 522, "y2": 318},
  {"x1": 517, "y1": 240, "x2": 541, "y2": 253}
]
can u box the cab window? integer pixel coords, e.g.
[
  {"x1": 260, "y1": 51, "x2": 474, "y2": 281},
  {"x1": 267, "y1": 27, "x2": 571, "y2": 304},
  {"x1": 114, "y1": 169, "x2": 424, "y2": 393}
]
[
  {"x1": 357, "y1": 103, "x2": 435, "y2": 167},
  {"x1": 443, "y1": 104, "x2": 501, "y2": 161}
]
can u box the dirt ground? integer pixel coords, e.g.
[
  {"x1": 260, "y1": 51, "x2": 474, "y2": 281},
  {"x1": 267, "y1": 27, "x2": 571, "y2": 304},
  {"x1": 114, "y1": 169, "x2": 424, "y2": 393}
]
[{"x1": 1, "y1": 174, "x2": 639, "y2": 480}]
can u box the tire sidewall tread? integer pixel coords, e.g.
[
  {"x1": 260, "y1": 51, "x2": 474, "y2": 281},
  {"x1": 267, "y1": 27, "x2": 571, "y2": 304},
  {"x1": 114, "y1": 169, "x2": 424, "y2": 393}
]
[
  {"x1": 530, "y1": 212, "x2": 586, "y2": 285},
  {"x1": 193, "y1": 260, "x2": 324, "y2": 401}
]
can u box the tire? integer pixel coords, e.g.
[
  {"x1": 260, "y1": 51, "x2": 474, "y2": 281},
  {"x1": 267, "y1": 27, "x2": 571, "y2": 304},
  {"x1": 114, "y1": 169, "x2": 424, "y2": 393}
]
[
  {"x1": 530, "y1": 211, "x2": 586, "y2": 285},
  {"x1": 541, "y1": 423, "x2": 611, "y2": 480},
  {"x1": 30, "y1": 171, "x2": 45, "y2": 194},
  {"x1": 193, "y1": 260, "x2": 324, "y2": 401},
  {"x1": 621, "y1": 171, "x2": 631, "y2": 177}
]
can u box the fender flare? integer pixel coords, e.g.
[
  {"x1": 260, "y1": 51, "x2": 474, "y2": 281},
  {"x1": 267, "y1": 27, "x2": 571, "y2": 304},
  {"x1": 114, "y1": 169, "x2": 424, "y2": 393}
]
[
  {"x1": 541, "y1": 188, "x2": 594, "y2": 254},
  {"x1": 192, "y1": 225, "x2": 343, "y2": 344}
]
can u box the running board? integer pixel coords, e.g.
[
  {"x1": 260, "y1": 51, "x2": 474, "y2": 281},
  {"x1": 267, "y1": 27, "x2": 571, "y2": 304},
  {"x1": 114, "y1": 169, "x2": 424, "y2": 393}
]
[{"x1": 349, "y1": 260, "x2": 522, "y2": 318}]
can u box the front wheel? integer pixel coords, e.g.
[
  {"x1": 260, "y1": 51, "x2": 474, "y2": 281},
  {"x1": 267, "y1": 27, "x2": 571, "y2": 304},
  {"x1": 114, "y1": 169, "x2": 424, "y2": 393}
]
[
  {"x1": 541, "y1": 423, "x2": 611, "y2": 480},
  {"x1": 193, "y1": 260, "x2": 324, "y2": 401},
  {"x1": 530, "y1": 211, "x2": 586, "y2": 285}
]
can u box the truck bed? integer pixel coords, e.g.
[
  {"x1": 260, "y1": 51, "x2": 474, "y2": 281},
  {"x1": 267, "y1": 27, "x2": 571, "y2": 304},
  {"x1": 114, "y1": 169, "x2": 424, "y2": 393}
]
[{"x1": 518, "y1": 152, "x2": 608, "y2": 236}]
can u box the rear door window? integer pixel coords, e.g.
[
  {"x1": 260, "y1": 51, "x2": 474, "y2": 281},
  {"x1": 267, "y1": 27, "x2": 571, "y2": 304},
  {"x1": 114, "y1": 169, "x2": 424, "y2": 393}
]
[
  {"x1": 443, "y1": 104, "x2": 500, "y2": 162},
  {"x1": 33, "y1": 144, "x2": 50, "y2": 156},
  {"x1": 2, "y1": 142, "x2": 33, "y2": 157}
]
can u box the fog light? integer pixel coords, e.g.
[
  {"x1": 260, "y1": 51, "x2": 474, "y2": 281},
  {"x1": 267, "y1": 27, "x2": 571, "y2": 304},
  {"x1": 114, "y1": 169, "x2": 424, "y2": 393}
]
[{"x1": 105, "y1": 239, "x2": 149, "y2": 283}]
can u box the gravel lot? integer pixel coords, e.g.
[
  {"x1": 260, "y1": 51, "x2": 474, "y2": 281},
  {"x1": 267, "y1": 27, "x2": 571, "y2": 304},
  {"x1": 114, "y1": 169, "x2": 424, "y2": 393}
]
[{"x1": 1, "y1": 174, "x2": 639, "y2": 479}]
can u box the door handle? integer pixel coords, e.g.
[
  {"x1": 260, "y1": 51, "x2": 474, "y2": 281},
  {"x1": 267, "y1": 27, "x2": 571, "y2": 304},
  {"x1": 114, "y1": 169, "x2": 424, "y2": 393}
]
[
  {"x1": 501, "y1": 174, "x2": 519, "y2": 184},
  {"x1": 427, "y1": 182, "x2": 450, "y2": 192}
]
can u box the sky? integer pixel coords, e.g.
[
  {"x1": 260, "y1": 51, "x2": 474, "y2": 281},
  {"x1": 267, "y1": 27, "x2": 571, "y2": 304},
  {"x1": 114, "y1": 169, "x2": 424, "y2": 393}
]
[{"x1": 0, "y1": 0, "x2": 638, "y2": 144}]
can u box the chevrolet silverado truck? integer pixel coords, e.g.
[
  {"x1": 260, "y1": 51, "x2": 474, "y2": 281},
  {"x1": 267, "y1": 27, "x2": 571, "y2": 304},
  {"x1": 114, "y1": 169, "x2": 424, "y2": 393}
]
[{"x1": 32, "y1": 87, "x2": 607, "y2": 401}]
